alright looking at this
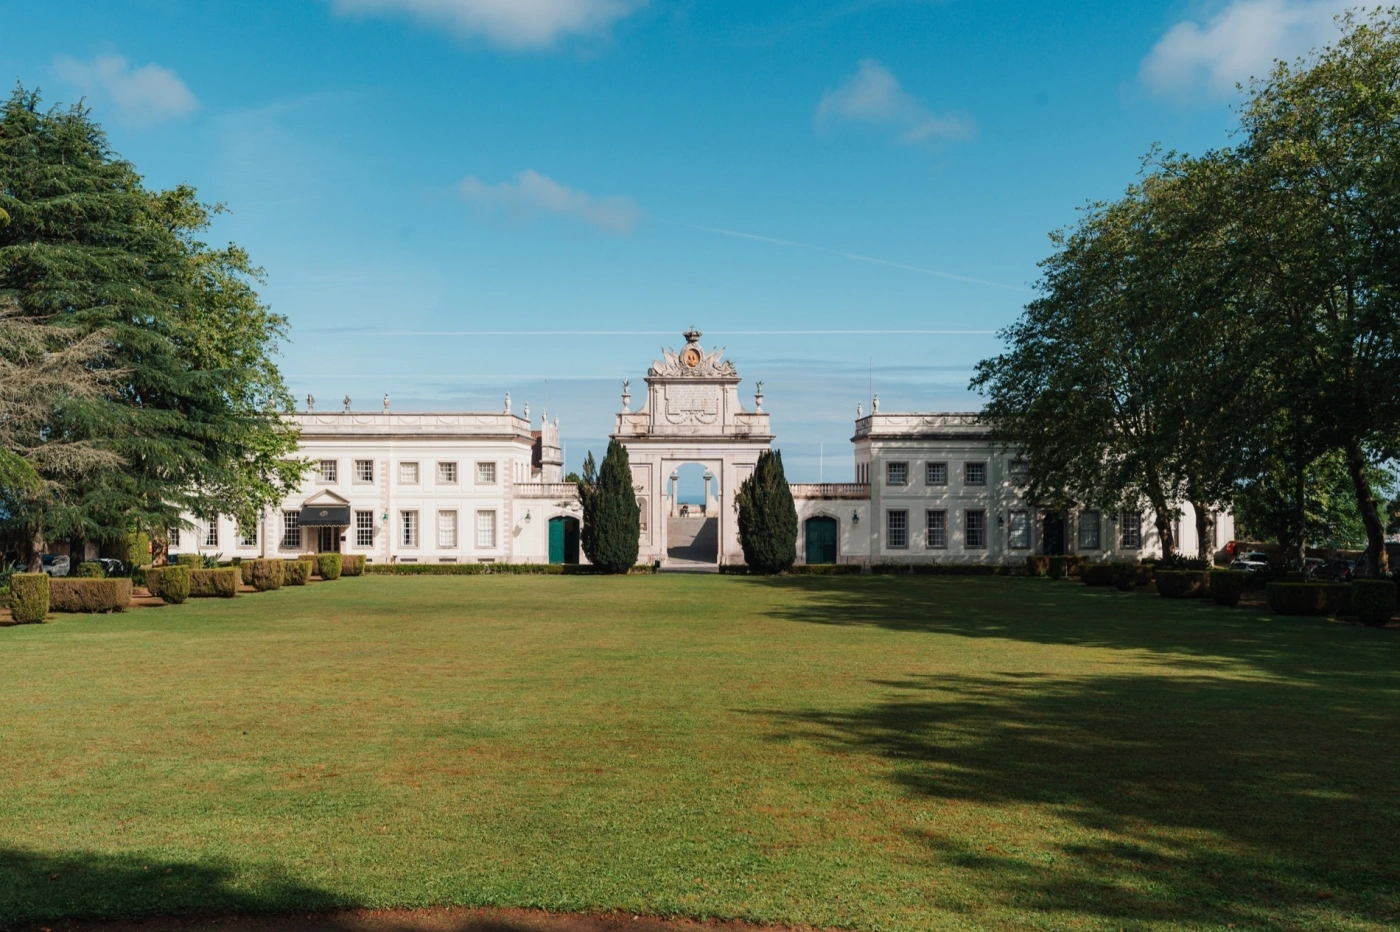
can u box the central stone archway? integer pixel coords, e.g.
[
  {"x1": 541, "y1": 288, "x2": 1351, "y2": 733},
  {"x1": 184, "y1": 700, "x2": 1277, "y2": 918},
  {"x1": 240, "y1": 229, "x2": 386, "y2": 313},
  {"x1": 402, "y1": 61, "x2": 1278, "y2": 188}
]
[{"x1": 613, "y1": 328, "x2": 772, "y2": 568}]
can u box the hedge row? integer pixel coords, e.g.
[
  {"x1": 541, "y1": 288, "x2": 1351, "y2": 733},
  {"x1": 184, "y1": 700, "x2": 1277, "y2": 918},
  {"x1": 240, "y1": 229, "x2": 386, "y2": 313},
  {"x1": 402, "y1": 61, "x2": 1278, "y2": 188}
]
[
  {"x1": 1155, "y1": 569, "x2": 1210, "y2": 599},
  {"x1": 870, "y1": 563, "x2": 1014, "y2": 576},
  {"x1": 366, "y1": 562, "x2": 660, "y2": 576},
  {"x1": 1266, "y1": 582, "x2": 1352, "y2": 617},
  {"x1": 144, "y1": 565, "x2": 190, "y2": 604},
  {"x1": 1080, "y1": 563, "x2": 1147, "y2": 590},
  {"x1": 50, "y1": 578, "x2": 132, "y2": 613},
  {"x1": 190, "y1": 568, "x2": 240, "y2": 598},
  {"x1": 719, "y1": 564, "x2": 864, "y2": 576}
]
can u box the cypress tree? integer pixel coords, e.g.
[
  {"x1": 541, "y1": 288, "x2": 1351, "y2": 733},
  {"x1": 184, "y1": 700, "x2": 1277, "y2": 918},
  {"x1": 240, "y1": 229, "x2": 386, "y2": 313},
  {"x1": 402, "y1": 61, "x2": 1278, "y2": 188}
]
[
  {"x1": 577, "y1": 440, "x2": 640, "y2": 573},
  {"x1": 736, "y1": 449, "x2": 798, "y2": 574}
]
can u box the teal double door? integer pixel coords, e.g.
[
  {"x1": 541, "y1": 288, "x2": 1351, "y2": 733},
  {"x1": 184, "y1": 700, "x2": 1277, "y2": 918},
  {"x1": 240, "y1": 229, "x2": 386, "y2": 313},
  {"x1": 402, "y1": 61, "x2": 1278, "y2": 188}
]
[
  {"x1": 549, "y1": 516, "x2": 580, "y2": 564},
  {"x1": 805, "y1": 516, "x2": 838, "y2": 565}
]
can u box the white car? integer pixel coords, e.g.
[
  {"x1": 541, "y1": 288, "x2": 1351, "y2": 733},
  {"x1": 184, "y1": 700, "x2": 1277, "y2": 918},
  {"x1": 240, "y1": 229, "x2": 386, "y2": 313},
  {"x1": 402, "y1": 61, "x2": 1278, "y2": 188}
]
[{"x1": 40, "y1": 555, "x2": 71, "y2": 577}]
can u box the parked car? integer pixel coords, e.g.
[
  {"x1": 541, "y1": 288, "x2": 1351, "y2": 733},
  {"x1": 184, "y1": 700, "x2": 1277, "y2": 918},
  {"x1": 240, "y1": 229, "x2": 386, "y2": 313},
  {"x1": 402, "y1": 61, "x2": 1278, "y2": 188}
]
[
  {"x1": 40, "y1": 554, "x2": 71, "y2": 577},
  {"x1": 1230, "y1": 552, "x2": 1272, "y2": 574},
  {"x1": 96, "y1": 558, "x2": 128, "y2": 577},
  {"x1": 1310, "y1": 559, "x2": 1355, "y2": 582}
]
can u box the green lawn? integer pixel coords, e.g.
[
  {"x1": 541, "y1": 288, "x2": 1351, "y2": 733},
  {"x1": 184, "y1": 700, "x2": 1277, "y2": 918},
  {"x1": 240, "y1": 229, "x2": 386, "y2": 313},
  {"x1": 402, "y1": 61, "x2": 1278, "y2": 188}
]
[{"x1": 1, "y1": 575, "x2": 1397, "y2": 931}]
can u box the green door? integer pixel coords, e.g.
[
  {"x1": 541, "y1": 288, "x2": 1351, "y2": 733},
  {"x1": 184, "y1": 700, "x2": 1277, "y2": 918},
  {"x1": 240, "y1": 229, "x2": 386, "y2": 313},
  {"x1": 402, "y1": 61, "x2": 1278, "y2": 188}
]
[
  {"x1": 805, "y1": 517, "x2": 838, "y2": 564},
  {"x1": 549, "y1": 517, "x2": 566, "y2": 564}
]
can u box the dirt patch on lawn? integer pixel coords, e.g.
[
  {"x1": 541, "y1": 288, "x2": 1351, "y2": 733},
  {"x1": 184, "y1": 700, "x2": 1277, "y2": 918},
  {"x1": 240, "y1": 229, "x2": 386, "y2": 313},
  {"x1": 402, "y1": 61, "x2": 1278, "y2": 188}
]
[{"x1": 6, "y1": 908, "x2": 821, "y2": 932}]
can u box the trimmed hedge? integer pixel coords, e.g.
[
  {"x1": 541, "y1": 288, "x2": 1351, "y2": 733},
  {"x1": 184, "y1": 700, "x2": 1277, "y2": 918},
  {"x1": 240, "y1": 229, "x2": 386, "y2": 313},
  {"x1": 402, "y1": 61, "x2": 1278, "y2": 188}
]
[
  {"x1": 190, "y1": 567, "x2": 240, "y2": 598},
  {"x1": 1352, "y1": 579, "x2": 1396, "y2": 627},
  {"x1": 1048, "y1": 556, "x2": 1068, "y2": 580},
  {"x1": 1026, "y1": 556, "x2": 1050, "y2": 577},
  {"x1": 341, "y1": 554, "x2": 366, "y2": 576},
  {"x1": 363, "y1": 562, "x2": 661, "y2": 576},
  {"x1": 174, "y1": 554, "x2": 202, "y2": 568},
  {"x1": 73, "y1": 561, "x2": 105, "y2": 578},
  {"x1": 1109, "y1": 562, "x2": 1139, "y2": 591},
  {"x1": 870, "y1": 563, "x2": 1013, "y2": 576},
  {"x1": 317, "y1": 552, "x2": 343, "y2": 581},
  {"x1": 50, "y1": 578, "x2": 131, "y2": 613},
  {"x1": 245, "y1": 559, "x2": 284, "y2": 592},
  {"x1": 1156, "y1": 570, "x2": 1210, "y2": 599},
  {"x1": 1209, "y1": 569, "x2": 1246, "y2": 607},
  {"x1": 283, "y1": 560, "x2": 311, "y2": 585},
  {"x1": 1081, "y1": 563, "x2": 1113, "y2": 586},
  {"x1": 1266, "y1": 582, "x2": 1351, "y2": 616},
  {"x1": 144, "y1": 565, "x2": 190, "y2": 604},
  {"x1": 10, "y1": 573, "x2": 49, "y2": 623},
  {"x1": 789, "y1": 563, "x2": 862, "y2": 575}
]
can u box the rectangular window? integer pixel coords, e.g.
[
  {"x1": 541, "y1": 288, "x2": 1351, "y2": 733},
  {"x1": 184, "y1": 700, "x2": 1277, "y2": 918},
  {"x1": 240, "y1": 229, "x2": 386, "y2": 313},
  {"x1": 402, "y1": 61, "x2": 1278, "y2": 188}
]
[
  {"x1": 399, "y1": 462, "x2": 419, "y2": 484},
  {"x1": 355, "y1": 459, "x2": 374, "y2": 483},
  {"x1": 318, "y1": 459, "x2": 338, "y2": 483},
  {"x1": 1121, "y1": 511, "x2": 1143, "y2": 549},
  {"x1": 438, "y1": 461, "x2": 458, "y2": 484},
  {"x1": 966, "y1": 509, "x2": 987, "y2": 549},
  {"x1": 203, "y1": 517, "x2": 219, "y2": 547},
  {"x1": 886, "y1": 509, "x2": 909, "y2": 549},
  {"x1": 438, "y1": 510, "x2": 457, "y2": 548},
  {"x1": 965, "y1": 462, "x2": 987, "y2": 486},
  {"x1": 476, "y1": 461, "x2": 497, "y2": 484},
  {"x1": 1009, "y1": 461, "x2": 1030, "y2": 486},
  {"x1": 168, "y1": 526, "x2": 181, "y2": 547},
  {"x1": 886, "y1": 461, "x2": 908, "y2": 486},
  {"x1": 926, "y1": 510, "x2": 947, "y2": 549},
  {"x1": 476, "y1": 510, "x2": 497, "y2": 548},
  {"x1": 1078, "y1": 511, "x2": 1102, "y2": 550},
  {"x1": 281, "y1": 511, "x2": 300, "y2": 549},
  {"x1": 401, "y1": 510, "x2": 419, "y2": 547},
  {"x1": 355, "y1": 510, "x2": 374, "y2": 548},
  {"x1": 1009, "y1": 510, "x2": 1031, "y2": 549},
  {"x1": 239, "y1": 524, "x2": 257, "y2": 547},
  {"x1": 926, "y1": 462, "x2": 948, "y2": 486}
]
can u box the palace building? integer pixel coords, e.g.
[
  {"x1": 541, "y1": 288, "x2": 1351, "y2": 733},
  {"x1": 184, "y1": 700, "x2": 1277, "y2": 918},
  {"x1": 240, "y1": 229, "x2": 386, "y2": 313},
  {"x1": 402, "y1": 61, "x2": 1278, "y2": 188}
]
[{"x1": 179, "y1": 329, "x2": 1229, "y2": 568}]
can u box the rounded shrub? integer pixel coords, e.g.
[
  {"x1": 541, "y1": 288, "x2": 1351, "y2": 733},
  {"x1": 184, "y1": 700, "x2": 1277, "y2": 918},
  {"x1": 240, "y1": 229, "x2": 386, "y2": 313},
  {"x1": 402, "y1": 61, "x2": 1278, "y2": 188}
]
[
  {"x1": 246, "y1": 559, "x2": 284, "y2": 591},
  {"x1": 1209, "y1": 569, "x2": 1246, "y2": 607},
  {"x1": 73, "y1": 561, "x2": 105, "y2": 578},
  {"x1": 1109, "y1": 562, "x2": 1139, "y2": 591},
  {"x1": 10, "y1": 573, "x2": 49, "y2": 623},
  {"x1": 159, "y1": 565, "x2": 191, "y2": 604},
  {"x1": 1026, "y1": 555, "x2": 1049, "y2": 578},
  {"x1": 283, "y1": 559, "x2": 310, "y2": 586},
  {"x1": 1156, "y1": 570, "x2": 1210, "y2": 599},
  {"x1": 1047, "y1": 556, "x2": 1067, "y2": 581},
  {"x1": 1081, "y1": 563, "x2": 1113, "y2": 586},
  {"x1": 1352, "y1": 579, "x2": 1396, "y2": 627},
  {"x1": 341, "y1": 554, "x2": 366, "y2": 576},
  {"x1": 317, "y1": 552, "x2": 343, "y2": 581}
]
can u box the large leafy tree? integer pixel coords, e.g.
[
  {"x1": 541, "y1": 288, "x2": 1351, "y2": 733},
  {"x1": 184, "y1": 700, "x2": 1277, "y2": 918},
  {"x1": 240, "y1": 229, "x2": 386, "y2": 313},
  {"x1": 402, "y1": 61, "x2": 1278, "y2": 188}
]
[
  {"x1": 0, "y1": 87, "x2": 303, "y2": 561},
  {"x1": 735, "y1": 449, "x2": 797, "y2": 574},
  {"x1": 576, "y1": 440, "x2": 640, "y2": 573}
]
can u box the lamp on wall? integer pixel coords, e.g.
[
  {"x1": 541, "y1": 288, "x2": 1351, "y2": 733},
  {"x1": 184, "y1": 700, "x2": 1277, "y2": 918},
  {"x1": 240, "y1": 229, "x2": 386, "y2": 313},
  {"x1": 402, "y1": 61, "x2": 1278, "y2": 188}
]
[
  {"x1": 852, "y1": 510, "x2": 860, "y2": 525},
  {"x1": 524, "y1": 510, "x2": 532, "y2": 524},
  {"x1": 997, "y1": 515, "x2": 1005, "y2": 528},
  {"x1": 380, "y1": 511, "x2": 388, "y2": 525}
]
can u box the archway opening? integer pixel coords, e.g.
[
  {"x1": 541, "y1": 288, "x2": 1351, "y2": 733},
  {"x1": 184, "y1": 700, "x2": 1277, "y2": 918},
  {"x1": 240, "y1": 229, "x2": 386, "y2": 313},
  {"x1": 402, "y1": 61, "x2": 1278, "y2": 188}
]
[{"x1": 666, "y1": 462, "x2": 719, "y2": 564}]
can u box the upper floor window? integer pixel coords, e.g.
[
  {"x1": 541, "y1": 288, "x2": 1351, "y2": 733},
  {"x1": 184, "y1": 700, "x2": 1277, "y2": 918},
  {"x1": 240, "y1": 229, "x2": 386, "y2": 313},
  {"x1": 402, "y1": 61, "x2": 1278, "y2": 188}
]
[
  {"x1": 438, "y1": 462, "x2": 458, "y2": 483},
  {"x1": 399, "y1": 462, "x2": 419, "y2": 484},
  {"x1": 1009, "y1": 461, "x2": 1030, "y2": 486},
  {"x1": 317, "y1": 459, "x2": 338, "y2": 483},
  {"x1": 476, "y1": 462, "x2": 497, "y2": 484},
  {"x1": 965, "y1": 462, "x2": 987, "y2": 486},
  {"x1": 926, "y1": 462, "x2": 948, "y2": 486},
  {"x1": 886, "y1": 461, "x2": 908, "y2": 486},
  {"x1": 354, "y1": 459, "x2": 374, "y2": 483}
]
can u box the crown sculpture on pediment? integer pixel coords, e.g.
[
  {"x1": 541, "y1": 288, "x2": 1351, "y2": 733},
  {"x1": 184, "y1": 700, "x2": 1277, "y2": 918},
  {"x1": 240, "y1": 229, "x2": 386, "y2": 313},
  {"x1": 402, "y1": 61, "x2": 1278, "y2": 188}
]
[{"x1": 649, "y1": 326, "x2": 738, "y2": 378}]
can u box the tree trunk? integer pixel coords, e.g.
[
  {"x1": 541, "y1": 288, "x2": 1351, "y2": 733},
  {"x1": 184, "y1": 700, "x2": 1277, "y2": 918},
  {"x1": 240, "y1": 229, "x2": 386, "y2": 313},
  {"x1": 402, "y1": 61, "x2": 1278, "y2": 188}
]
[
  {"x1": 1293, "y1": 453, "x2": 1307, "y2": 569},
  {"x1": 1190, "y1": 498, "x2": 1212, "y2": 562},
  {"x1": 1144, "y1": 466, "x2": 1176, "y2": 559},
  {"x1": 26, "y1": 519, "x2": 45, "y2": 568},
  {"x1": 1343, "y1": 436, "x2": 1389, "y2": 578}
]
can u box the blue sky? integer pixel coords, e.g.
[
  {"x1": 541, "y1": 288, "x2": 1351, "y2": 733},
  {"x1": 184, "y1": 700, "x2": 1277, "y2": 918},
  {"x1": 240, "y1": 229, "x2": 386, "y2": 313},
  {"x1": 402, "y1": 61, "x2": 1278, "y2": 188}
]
[{"x1": 2, "y1": 0, "x2": 1356, "y2": 480}]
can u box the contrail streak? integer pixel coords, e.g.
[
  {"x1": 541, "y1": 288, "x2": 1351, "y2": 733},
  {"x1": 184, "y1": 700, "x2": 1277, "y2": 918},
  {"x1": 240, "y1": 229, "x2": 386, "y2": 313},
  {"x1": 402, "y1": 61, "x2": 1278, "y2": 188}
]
[{"x1": 687, "y1": 224, "x2": 1034, "y2": 294}]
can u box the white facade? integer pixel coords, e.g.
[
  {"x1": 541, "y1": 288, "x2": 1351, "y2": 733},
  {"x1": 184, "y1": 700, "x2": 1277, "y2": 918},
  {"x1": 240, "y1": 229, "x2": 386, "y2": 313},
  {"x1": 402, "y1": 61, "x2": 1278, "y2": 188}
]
[{"x1": 177, "y1": 333, "x2": 1231, "y2": 568}]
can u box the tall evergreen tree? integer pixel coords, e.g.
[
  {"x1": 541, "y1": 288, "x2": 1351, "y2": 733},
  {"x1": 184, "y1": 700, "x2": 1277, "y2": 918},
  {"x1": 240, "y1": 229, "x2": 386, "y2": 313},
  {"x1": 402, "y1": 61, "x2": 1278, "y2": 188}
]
[
  {"x1": 736, "y1": 449, "x2": 797, "y2": 574},
  {"x1": 0, "y1": 87, "x2": 303, "y2": 561},
  {"x1": 576, "y1": 440, "x2": 639, "y2": 573}
]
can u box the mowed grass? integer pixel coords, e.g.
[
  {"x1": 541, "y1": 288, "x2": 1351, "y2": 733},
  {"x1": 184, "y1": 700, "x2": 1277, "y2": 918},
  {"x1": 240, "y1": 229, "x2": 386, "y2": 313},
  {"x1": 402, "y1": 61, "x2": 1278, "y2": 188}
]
[{"x1": 1, "y1": 575, "x2": 1398, "y2": 931}]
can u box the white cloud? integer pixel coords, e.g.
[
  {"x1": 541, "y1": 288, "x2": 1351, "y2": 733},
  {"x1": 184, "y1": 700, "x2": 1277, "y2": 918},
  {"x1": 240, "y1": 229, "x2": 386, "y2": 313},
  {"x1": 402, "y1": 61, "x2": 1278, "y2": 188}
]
[
  {"x1": 53, "y1": 54, "x2": 198, "y2": 124},
  {"x1": 1140, "y1": 0, "x2": 1349, "y2": 98},
  {"x1": 816, "y1": 60, "x2": 973, "y2": 144},
  {"x1": 459, "y1": 170, "x2": 642, "y2": 233},
  {"x1": 330, "y1": 0, "x2": 645, "y2": 49}
]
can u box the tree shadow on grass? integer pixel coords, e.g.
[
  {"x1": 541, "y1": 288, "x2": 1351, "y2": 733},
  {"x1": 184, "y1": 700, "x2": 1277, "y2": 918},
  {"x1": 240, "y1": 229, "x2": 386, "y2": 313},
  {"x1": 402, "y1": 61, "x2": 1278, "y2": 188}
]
[
  {"x1": 753, "y1": 575, "x2": 1400, "y2": 679},
  {"x1": 0, "y1": 847, "x2": 341, "y2": 925},
  {"x1": 764, "y1": 669, "x2": 1400, "y2": 928}
]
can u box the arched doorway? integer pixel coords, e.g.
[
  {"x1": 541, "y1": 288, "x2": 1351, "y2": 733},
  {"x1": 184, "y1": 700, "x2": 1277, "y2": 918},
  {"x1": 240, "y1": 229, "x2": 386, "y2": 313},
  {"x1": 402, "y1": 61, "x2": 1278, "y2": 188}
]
[
  {"x1": 805, "y1": 516, "x2": 838, "y2": 564},
  {"x1": 548, "y1": 516, "x2": 580, "y2": 564},
  {"x1": 666, "y1": 462, "x2": 719, "y2": 565}
]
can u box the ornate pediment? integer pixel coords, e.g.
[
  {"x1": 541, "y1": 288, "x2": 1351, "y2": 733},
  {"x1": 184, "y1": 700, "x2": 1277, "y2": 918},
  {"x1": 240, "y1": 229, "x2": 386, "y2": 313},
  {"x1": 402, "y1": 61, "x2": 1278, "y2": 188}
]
[{"x1": 648, "y1": 327, "x2": 737, "y2": 379}]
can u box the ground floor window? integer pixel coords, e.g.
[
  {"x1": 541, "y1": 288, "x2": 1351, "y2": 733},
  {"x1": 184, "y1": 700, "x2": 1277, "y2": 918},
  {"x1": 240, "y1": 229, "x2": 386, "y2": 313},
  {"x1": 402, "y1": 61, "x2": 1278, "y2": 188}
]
[
  {"x1": 1078, "y1": 511, "x2": 1101, "y2": 550},
  {"x1": 168, "y1": 526, "x2": 181, "y2": 547},
  {"x1": 355, "y1": 510, "x2": 374, "y2": 548},
  {"x1": 476, "y1": 510, "x2": 497, "y2": 549},
  {"x1": 281, "y1": 511, "x2": 300, "y2": 549},
  {"x1": 1008, "y1": 510, "x2": 1030, "y2": 549},
  {"x1": 203, "y1": 517, "x2": 219, "y2": 547},
  {"x1": 926, "y1": 510, "x2": 947, "y2": 549},
  {"x1": 401, "y1": 510, "x2": 419, "y2": 547},
  {"x1": 1120, "y1": 511, "x2": 1143, "y2": 549},
  {"x1": 966, "y1": 509, "x2": 987, "y2": 549},
  {"x1": 239, "y1": 524, "x2": 257, "y2": 547},
  {"x1": 438, "y1": 510, "x2": 457, "y2": 548},
  {"x1": 886, "y1": 509, "x2": 908, "y2": 549}
]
